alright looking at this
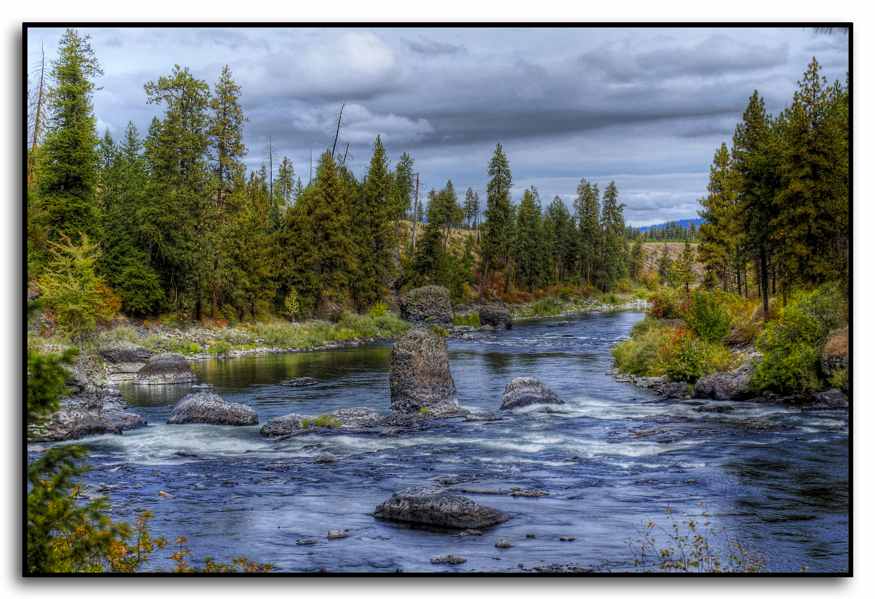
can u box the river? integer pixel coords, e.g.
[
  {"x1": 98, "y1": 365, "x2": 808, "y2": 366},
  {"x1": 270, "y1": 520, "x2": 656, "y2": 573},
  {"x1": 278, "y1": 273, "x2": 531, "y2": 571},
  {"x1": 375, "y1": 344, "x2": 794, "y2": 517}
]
[{"x1": 38, "y1": 311, "x2": 849, "y2": 573}]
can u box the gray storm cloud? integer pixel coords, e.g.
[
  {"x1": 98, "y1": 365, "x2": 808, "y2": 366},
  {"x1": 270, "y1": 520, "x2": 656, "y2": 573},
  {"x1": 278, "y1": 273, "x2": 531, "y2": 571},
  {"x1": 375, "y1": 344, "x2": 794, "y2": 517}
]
[{"x1": 26, "y1": 26, "x2": 848, "y2": 226}]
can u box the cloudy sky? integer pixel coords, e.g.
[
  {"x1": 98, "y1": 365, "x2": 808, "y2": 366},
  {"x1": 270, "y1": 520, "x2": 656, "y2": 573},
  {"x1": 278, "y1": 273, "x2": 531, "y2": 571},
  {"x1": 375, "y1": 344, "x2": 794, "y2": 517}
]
[{"x1": 26, "y1": 26, "x2": 848, "y2": 226}]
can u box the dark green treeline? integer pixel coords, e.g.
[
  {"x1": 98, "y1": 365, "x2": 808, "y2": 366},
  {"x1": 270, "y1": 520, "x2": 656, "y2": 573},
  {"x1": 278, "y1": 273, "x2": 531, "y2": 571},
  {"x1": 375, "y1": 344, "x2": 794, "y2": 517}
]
[{"x1": 28, "y1": 29, "x2": 635, "y2": 323}]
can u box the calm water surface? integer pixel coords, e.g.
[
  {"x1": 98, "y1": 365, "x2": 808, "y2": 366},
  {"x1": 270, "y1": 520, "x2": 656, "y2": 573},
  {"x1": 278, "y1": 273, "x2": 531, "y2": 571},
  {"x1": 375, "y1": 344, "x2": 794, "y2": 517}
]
[{"x1": 34, "y1": 312, "x2": 849, "y2": 573}]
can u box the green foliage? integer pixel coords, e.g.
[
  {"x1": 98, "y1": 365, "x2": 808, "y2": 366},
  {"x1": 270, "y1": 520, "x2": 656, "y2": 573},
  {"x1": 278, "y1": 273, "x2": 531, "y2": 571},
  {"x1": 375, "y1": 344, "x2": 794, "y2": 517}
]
[
  {"x1": 663, "y1": 333, "x2": 733, "y2": 383},
  {"x1": 686, "y1": 290, "x2": 732, "y2": 343},
  {"x1": 513, "y1": 187, "x2": 548, "y2": 291},
  {"x1": 481, "y1": 143, "x2": 514, "y2": 289},
  {"x1": 612, "y1": 321, "x2": 674, "y2": 377},
  {"x1": 648, "y1": 287, "x2": 687, "y2": 320},
  {"x1": 38, "y1": 234, "x2": 118, "y2": 340},
  {"x1": 36, "y1": 29, "x2": 103, "y2": 245},
  {"x1": 452, "y1": 312, "x2": 481, "y2": 327},
  {"x1": 613, "y1": 320, "x2": 733, "y2": 382},
  {"x1": 301, "y1": 414, "x2": 341, "y2": 429},
  {"x1": 630, "y1": 507, "x2": 766, "y2": 573},
  {"x1": 367, "y1": 302, "x2": 389, "y2": 318},
  {"x1": 26, "y1": 348, "x2": 77, "y2": 427},
  {"x1": 574, "y1": 178, "x2": 601, "y2": 285},
  {"x1": 208, "y1": 340, "x2": 232, "y2": 357},
  {"x1": 829, "y1": 367, "x2": 848, "y2": 393},
  {"x1": 751, "y1": 284, "x2": 846, "y2": 394}
]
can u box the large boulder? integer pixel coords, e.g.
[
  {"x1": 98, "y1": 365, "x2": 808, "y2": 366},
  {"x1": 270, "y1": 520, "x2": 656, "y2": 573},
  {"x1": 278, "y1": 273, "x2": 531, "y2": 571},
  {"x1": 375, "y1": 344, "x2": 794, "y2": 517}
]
[
  {"x1": 479, "y1": 303, "x2": 512, "y2": 330},
  {"x1": 500, "y1": 377, "x2": 563, "y2": 410},
  {"x1": 400, "y1": 285, "x2": 453, "y2": 326},
  {"x1": 260, "y1": 413, "x2": 305, "y2": 437},
  {"x1": 136, "y1": 353, "x2": 197, "y2": 385},
  {"x1": 374, "y1": 487, "x2": 510, "y2": 529},
  {"x1": 693, "y1": 361, "x2": 756, "y2": 401},
  {"x1": 99, "y1": 342, "x2": 153, "y2": 382},
  {"x1": 29, "y1": 388, "x2": 146, "y2": 442},
  {"x1": 389, "y1": 328, "x2": 459, "y2": 416},
  {"x1": 167, "y1": 392, "x2": 257, "y2": 425},
  {"x1": 99, "y1": 342, "x2": 152, "y2": 364}
]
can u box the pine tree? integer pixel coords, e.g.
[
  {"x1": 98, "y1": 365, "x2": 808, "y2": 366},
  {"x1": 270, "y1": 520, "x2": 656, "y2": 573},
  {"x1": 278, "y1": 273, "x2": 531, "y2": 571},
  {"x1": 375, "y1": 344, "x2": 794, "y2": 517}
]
[
  {"x1": 513, "y1": 187, "x2": 546, "y2": 291},
  {"x1": 481, "y1": 143, "x2": 514, "y2": 294},
  {"x1": 598, "y1": 181, "x2": 627, "y2": 290},
  {"x1": 575, "y1": 178, "x2": 601, "y2": 285},
  {"x1": 543, "y1": 196, "x2": 576, "y2": 283},
  {"x1": 275, "y1": 157, "x2": 296, "y2": 209},
  {"x1": 353, "y1": 136, "x2": 395, "y2": 308},
  {"x1": 208, "y1": 65, "x2": 246, "y2": 208},
  {"x1": 629, "y1": 236, "x2": 644, "y2": 282},
  {"x1": 733, "y1": 90, "x2": 778, "y2": 316},
  {"x1": 657, "y1": 243, "x2": 673, "y2": 285},
  {"x1": 698, "y1": 143, "x2": 743, "y2": 292},
  {"x1": 37, "y1": 29, "x2": 103, "y2": 245},
  {"x1": 293, "y1": 151, "x2": 357, "y2": 318},
  {"x1": 464, "y1": 187, "x2": 480, "y2": 229},
  {"x1": 674, "y1": 238, "x2": 696, "y2": 294},
  {"x1": 143, "y1": 65, "x2": 213, "y2": 319},
  {"x1": 773, "y1": 58, "x2": 849, "y2": 293},
  {"x1": 98, "y1": 122, "x2": 163, "y2": 315}
]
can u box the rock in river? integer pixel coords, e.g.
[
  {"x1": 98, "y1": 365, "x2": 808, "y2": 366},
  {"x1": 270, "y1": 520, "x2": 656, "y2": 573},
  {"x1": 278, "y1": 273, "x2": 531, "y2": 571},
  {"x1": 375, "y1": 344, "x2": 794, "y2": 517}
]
[
  {"x1": 136, "y1": 352, "x2": 197, "y2": 385},
  {"x1": 479, "y1": 303, "x2": 512, "y2": 329},
  {"x1": 374, "y1": 486, "x2": 510, "y2": 530},
  {"x1": 399, "y1": 285, "x2": 453, "y2": 326},
  {"x1": 260, "y1": 406, "x2": 383, "y2": 437},
  {"x1": 389, "y1": 328, "x2": 459, "y2": 416},
  {"x1": 500, "y1": 377, "x2": 563, "y2": 410},
  {"x1": 693, "y1": 360, "x2": 756, "y2": 401},
  {"x1": 29, "y1": 388, "x2": 146, "y2": 442},
  {"x1": 167, "y1": 392, "x2": 258, "y2": 425}
]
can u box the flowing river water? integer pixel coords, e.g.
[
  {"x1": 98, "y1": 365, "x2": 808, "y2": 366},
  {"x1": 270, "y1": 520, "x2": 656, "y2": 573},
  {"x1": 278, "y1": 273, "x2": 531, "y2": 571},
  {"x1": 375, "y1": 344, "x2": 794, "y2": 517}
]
[{"x1": 33, "y1": 311, "x2": 849, "y2": 573}]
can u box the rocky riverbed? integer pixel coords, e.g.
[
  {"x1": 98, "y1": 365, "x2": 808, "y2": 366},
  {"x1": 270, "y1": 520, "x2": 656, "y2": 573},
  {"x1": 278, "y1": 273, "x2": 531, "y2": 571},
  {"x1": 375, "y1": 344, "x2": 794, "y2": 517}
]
[{"x1": 27, "y1": 311, "x2": 849, "y2": 573}]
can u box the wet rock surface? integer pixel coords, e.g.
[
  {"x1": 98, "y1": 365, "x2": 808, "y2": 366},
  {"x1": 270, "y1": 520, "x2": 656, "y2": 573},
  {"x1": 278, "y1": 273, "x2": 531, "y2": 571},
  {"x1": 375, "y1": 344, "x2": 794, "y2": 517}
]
[
  {"x1": 167, "y1": 392, "x2": 258, "y2": 425},
  {"x1": 136, "y1": 352, "x2": 197, "y2": 385},
  {"x1": 29, "y1": 388, "x2": 147, "y2": 442},
  {"x1": 478, "y1": 303, "x2": 512, "y2": 329},
  {"x1": 693, "y1": 360, "x2": 756, "y2": 401},
  {"x1": 500, "y1": 377, "x2": 563, "y2": 410},
  {"x1": 374, "y1": 487, "x2": 510, "y2": 530},
  {"x1": 389, "y1": 328, "x2": 459, "y2": 416},
  {"x1": 399, "y1": 285, "x2": 453, "y2": 326}
]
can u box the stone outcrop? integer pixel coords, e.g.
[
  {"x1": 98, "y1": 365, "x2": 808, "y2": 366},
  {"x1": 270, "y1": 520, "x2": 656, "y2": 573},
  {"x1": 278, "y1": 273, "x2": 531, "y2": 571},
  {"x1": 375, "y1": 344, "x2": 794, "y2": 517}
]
[
  {"x1": 478, "y1": 303, "x2": 512, "y2": 329},
  {"x1": 260, "y1": 406, "x2": 384, "y2": 437},
  {"x1": 389, "y1": 328, "x2": 458, "y2": 416},
  {"x1": 136, "y1": 353, "x2": 197, "y2": 385},
  {"x1": 500, "y1": 377, "x2": 563, "y2": 410},
  {"x1": 399, "y1": 285, "x2": 453, "y2": 326},
  {"x1": 167, "y1": 392, "x2": 257, "y2": 425},
  {"x1": 99, "y1": 342, "x2": 153, "y2": 382},
  {"x1": 374, "y1": 487, "x2": 510, "y2": 529},
  {"x1": 693, "y1": 360, "x2": 756, "y2": 401},
  {"x1": 29, "y1": 388, "x2": 146, "y2": 442}
]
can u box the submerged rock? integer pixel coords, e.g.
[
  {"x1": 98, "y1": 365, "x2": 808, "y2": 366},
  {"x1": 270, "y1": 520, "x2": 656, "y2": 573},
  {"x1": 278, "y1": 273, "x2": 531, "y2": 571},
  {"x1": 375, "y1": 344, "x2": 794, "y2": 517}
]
[
  {"x1": 259, "y1": 413, "x2": 304, "y2": 437},
  {"x1": 260, "y1": 407, "x2": 383, "y2": 438},
  {"x1": 326, "y1": 529, "x2": 349, "y2": 540},
  {"x1": 314, "y1": 452, "x2": 337, "y2": 464},
  {"x1": 431, "y1": 554, "x2": 466, "y2": 565},
  {"x1": 495, "y1": 538, "x2": 513, "y2": 549},
  {"x1": 280, "y1": 377, "x2": 320, "y2": 387},
  {"x1": 500, "y1": 377, "x2": 563, "y2": 410},
  {"x1": 136, "y1": 353, "x2": 197, "y2": 385},
  {"x1": 693, "y1": 361, "x2": 756, "y2": 401},
  {"x1": 479, "y1": 303, "x2": 512, "y2": 329},
  {"x1": 399, "y1": 285, "x2": 453, "y2": 326},
  {"x1": 374, "y1": 486, "x2": 510, "y2": 530},
  {"x1": 29, "y1": 388, "x2": 146, "y2": 442},
  {"x1": 629, "y1": 375, "x2": 692, "y2": 400},
  {"x1": 167, "y1": 392, "x2": 257, "y2": 425},
  {"x1": 808, "y1": 388, "x2": 849, "y2": 409},
  {"x1": 389, "y1": 328, "x2": 459, "y2": 416}
]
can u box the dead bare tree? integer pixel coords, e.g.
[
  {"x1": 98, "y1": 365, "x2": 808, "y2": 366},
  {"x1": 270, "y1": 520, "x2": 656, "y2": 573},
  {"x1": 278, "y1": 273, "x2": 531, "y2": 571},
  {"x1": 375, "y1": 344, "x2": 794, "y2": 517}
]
[
  {"x1": 330, "y1": 103, "x2": 345, "y2": 159},
  {"x1": 28, "y1": 42, "x2": 48, "y2": 186}
]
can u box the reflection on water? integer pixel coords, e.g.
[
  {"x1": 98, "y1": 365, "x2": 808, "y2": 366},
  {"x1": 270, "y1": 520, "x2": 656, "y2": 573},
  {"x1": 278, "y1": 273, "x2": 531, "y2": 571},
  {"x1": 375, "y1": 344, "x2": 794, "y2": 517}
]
[{"x1": 34, "y1": 312, "x2": 848, "y2": 573}]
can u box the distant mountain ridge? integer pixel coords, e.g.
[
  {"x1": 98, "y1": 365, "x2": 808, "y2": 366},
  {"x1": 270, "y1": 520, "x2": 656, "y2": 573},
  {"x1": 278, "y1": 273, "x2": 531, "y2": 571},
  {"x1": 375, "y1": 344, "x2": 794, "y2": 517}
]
[{"x1": 637, "y1": 217, "x2": 704, "y2": 233}]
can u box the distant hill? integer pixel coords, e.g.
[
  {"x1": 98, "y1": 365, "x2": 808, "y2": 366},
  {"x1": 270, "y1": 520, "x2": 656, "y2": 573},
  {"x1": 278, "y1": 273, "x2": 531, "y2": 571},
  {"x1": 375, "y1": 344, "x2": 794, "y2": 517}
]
[{"x1": 638, "y1": 217, "x2": 704, "y2": 233}]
